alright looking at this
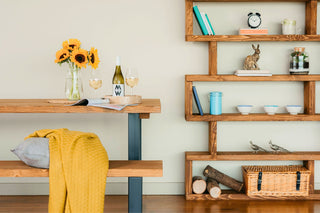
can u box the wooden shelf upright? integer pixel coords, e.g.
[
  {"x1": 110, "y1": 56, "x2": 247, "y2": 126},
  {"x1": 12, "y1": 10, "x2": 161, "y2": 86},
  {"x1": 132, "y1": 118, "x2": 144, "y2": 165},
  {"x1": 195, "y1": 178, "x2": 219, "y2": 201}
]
[{"x1": 184, "y1": 0, "x2": 320, "y2": 200}]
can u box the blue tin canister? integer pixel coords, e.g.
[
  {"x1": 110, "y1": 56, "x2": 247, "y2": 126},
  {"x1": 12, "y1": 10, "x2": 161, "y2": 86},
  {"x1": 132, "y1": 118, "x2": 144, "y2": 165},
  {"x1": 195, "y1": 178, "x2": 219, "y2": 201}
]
[{"x1": 209, "y1": 91, "x2": 222, "y2": 115}]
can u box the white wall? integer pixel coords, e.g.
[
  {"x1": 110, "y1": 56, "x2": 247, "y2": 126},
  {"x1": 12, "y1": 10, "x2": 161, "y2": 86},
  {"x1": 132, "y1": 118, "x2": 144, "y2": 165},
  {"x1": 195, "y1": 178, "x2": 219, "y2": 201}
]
[{"x1": 0, "y1": 0, "x2": 319, "y2": 195}]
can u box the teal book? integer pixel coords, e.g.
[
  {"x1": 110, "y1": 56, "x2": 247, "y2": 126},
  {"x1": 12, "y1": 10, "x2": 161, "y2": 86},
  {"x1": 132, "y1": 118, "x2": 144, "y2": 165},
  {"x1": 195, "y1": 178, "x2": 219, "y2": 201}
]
[
  {"x1": 205, "y1": 14, "x2": 215, "y2": 35},
  {"x1": 193, "y1": 6, "x2": 208, "y2": 35}
]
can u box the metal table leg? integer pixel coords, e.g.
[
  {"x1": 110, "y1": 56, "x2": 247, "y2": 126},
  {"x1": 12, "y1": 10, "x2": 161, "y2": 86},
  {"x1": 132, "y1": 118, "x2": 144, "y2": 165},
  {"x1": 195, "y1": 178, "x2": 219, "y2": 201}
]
[{"x1": 128, "y1": 113, "x2": 142, "y2": 213}]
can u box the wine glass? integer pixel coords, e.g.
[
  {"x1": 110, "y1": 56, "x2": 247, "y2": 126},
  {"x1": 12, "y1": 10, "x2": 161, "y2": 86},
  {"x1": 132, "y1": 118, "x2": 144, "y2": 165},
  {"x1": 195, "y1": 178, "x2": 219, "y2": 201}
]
[
  {"x1": 89, "y1": 69, "x2": 103, "y2": 99},
  {"x1": 125, "y1": 68, "x2": 139, "y2": 96}
]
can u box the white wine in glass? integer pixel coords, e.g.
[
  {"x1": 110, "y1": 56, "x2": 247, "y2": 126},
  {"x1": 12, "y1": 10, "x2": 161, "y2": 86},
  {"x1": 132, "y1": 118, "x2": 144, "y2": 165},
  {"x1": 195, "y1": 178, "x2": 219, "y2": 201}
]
[
  {"x1": 89, "y1": 79, "x2": 102, "y2": 90},
  {"x1": 125, "y1": 68, "x2": 139, "y2": 96},
  {"x1": 89, "y1": 69, "x2": 103, "y2": 98}
]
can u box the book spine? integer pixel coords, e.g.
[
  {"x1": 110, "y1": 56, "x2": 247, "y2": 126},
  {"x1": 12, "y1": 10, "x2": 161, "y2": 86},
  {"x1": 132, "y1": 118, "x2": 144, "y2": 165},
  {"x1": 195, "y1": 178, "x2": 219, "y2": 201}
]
[
  {"x1": 192, "y1": 86, "x2": 204, "y2": 116},
  {"x1": 193, "y1": 6, "x2": 208, "y2": 35},
  {"x1": 201, "y1": 12, "x2": 212, "y2": 35},
  {"x1": 205, "y1": 14, "x2": 215, "y2": 35}
]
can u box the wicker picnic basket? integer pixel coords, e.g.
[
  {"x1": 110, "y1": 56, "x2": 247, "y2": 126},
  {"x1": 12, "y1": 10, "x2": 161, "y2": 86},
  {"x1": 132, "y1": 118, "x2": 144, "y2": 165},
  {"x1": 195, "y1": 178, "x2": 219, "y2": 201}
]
[{"x1": 242, "y1": 165, "x2": 311, "y2": 197}]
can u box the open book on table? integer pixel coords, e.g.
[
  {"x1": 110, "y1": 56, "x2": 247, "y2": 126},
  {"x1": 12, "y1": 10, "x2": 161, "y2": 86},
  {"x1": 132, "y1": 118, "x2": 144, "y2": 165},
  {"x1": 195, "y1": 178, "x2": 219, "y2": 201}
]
[{"x1": 71, "y1": 99, "x2": 136, "y2": 111}]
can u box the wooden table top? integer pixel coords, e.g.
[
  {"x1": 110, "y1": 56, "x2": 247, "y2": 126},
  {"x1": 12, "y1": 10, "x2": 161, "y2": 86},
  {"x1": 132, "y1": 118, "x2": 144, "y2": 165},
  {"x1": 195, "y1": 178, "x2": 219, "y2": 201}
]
[{"x1": 0, "y1": 99, "x2": 161, "y2": 114}]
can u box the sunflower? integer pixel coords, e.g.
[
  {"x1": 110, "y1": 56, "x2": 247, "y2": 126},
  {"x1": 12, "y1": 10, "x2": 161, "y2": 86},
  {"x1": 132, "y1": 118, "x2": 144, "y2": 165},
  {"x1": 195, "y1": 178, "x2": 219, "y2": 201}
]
[
  {"x1": 54, "y1": 49, "x2": 70, "y2": 63},
  {"x1": 88, "y1": 47, "x2": 100, "y2": 69},
  {"x1": 62, "y1": 38, "x2": 81, "y2": 51},
  {"x1": 71, "y1": 48, "x2": 88, "y2": 68}
]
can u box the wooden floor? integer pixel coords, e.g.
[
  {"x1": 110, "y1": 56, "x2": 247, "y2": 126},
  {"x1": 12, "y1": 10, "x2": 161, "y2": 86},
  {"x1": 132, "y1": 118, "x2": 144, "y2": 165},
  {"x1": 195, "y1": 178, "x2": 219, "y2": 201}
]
[{"x1": 1, "y1": 195, "x2": 320, "y2": 213}]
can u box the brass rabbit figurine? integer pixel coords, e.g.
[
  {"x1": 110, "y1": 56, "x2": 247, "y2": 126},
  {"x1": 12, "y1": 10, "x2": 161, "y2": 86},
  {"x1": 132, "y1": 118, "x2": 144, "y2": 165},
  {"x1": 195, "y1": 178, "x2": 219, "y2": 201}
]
[{"x1": 243, "y1": 44, "x2": 260, "y2": 70}]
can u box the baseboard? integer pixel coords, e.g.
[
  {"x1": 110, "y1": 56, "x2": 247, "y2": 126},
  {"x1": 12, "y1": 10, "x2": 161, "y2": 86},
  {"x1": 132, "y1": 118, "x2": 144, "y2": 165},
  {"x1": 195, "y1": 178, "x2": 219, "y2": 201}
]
[{"x1": 0, "y1": 182, "x2": 185, "y2": 195}]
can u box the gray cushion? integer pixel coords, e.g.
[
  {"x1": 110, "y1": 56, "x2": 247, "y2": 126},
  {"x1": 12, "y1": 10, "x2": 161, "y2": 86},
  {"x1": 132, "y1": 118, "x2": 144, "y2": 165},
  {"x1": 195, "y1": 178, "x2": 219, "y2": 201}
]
[{"x1": 11, "y1": 137, "x2": 49, "y2": 169}]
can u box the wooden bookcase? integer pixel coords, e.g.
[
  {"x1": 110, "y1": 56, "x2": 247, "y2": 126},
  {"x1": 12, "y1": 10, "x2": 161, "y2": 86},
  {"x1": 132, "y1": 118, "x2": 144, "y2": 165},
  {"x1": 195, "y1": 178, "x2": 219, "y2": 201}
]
[{"x1": 185, "y1": 0, "x2": 320, "y2": 200}]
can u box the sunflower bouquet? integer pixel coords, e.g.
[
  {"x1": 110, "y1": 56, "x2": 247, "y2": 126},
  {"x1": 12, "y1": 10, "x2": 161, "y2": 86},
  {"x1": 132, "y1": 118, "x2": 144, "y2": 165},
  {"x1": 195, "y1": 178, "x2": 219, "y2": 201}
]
[{"x1": 54, "y1": 39, "x2": 100, "y2": 100}]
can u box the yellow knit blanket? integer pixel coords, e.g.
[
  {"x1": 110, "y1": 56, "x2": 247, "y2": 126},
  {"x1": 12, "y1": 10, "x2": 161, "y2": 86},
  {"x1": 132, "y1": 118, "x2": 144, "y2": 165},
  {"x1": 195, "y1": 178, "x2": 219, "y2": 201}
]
[{"x1": 26, "y1": 128, "x2": 109, "y2": 213}]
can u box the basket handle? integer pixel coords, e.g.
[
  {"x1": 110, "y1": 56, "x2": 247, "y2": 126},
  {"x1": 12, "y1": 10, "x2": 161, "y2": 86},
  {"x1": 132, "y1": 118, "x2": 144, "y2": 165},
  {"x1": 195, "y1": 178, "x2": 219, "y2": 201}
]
[
  {"x1": 296, "y1": 171, "x2": 301, "y2": 191},
  {"x1": 257, "y1": 172, "x2": 262, "y2": 191}
]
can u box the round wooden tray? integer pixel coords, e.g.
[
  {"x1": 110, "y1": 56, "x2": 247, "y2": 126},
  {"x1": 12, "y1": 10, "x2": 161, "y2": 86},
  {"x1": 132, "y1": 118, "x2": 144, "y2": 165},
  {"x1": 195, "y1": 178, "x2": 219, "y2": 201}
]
[{"x1": 105, "y1": 95, "x2": 142, "y2": 105}]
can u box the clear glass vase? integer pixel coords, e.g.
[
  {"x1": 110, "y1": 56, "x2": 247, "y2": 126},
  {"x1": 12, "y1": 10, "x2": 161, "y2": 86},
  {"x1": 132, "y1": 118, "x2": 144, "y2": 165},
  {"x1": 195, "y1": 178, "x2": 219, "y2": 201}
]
[{"x1": 65, "y1": 64, "x2": 83, "y2": 100}]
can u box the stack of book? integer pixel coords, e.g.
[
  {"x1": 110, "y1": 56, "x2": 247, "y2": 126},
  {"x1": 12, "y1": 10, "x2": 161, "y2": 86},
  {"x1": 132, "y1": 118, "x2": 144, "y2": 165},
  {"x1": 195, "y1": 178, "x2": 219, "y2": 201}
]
[
  {"x1": 239, "y1": 28, "x2": 268, "y2": 35},
  {"x1": 234, "y1": 70, "x2": 272, "y2": 76},
  {"x1": 193, "y1": 6, "x2": 215, "y2": 35}
]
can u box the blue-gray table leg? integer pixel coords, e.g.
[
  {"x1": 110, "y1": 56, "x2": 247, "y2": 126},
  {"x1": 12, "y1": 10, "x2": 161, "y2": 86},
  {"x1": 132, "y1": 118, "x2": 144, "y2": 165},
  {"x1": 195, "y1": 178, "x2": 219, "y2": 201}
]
[{"x1": 128, "y1": 113, "x2": 142, "y2": 213}]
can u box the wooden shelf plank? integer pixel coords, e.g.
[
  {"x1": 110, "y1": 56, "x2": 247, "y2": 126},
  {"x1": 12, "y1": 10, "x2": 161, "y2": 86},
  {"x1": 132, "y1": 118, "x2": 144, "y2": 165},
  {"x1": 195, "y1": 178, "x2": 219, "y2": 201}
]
[
  {"x1": 186, "y1": 151, "x2": 213, "y2": 160},
  {"x1": 186, "y1": 190, "x2": 320, "y2": 200},
  {"x1": 0, "y1": 99, "x2": 161, "y2": 114},
  {"x1": 186, "y1": 113, "x2": 320, "y2": 121},
  {"x1": 0, "y1": 160, "x2": 163, "y2": 177},
  {"x1": 193, "y1": 0, "x2": 309, "y2": 2},
  {"x1": 217, "y1": 151, "x2": 320, "y2": 160},
  {"x1": 186, "y1": 74, "x2": 320, "y2": 82},
  {"x1": 186, "y1": 35, "x2": 320, "y2": 42},
  {"x1": 186, "y1": 151, "x2": 320, "y2": 161}
]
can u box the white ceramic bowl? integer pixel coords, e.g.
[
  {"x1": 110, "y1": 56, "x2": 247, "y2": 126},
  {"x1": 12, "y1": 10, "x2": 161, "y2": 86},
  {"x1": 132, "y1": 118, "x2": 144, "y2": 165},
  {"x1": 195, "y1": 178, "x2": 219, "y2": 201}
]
[
  {"x1": 264, "y1": 105, "x2": 279, "y2": 115},
  {"x1": 286, "y1": 105, "x2": 302, "y2": 115},
  {"x1": 237, "y1": 105, "x2": 253, "y2": 115}
]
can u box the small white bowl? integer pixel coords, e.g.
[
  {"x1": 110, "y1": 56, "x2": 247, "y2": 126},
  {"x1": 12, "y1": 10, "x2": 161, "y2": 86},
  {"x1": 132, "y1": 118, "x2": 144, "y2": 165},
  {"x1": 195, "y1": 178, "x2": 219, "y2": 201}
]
[
  {"x1": 286, "y1": 105, "x2": 302, "y2": 115},
  {"x1": 237, "y1": 105, "x2": 253, "y2": 115},
  {"x1": 264, "y1": 105, "x2": 279, "y2": 115}
]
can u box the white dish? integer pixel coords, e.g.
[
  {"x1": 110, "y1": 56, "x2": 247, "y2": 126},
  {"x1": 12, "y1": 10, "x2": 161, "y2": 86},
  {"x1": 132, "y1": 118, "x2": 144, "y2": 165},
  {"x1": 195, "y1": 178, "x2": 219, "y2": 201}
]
[
  {"x1": 264, "y1": 105, "x2": 279, "y2": 115},
  {"x1": 237, "y1": 105, "x2": 253, "y2": 115},
  {"x1": 286, "y1": 105, "x2": 302, "y2": 115}
]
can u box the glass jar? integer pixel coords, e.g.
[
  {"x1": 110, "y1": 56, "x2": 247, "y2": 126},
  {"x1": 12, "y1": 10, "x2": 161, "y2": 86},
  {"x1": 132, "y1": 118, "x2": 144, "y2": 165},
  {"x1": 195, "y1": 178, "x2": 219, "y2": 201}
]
[
  {"x1": 282, "y1": 19, "x2": 296, "y2": 35},
  {"x1": 289, "y1": 47, "x2": 309, "y2": 75}
]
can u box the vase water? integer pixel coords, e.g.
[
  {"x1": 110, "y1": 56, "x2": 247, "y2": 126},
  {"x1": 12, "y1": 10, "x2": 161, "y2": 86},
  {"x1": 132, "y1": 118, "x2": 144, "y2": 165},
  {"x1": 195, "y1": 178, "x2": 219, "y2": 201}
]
[{"x1": 65, "y1": 64, "x2": 83, "y2": 100}]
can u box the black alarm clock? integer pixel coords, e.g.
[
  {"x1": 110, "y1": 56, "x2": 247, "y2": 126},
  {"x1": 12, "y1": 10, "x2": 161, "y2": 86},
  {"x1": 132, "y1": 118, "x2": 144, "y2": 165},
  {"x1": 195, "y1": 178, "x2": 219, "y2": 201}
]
[{"x1": 247, "y1": 12, "x2": 261, "y2": 29}]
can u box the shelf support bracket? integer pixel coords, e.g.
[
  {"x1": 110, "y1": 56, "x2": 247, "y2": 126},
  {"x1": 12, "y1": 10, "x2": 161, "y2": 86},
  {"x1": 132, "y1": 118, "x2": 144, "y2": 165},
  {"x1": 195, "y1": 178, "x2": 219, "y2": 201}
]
[
  {"x1": 139, "y1": 113, "x2": 150, "y2": 119},
  {"x1": 305, "y1": 0, "x2": 317, "y2": 35},
  {"x1": 185, "y1": 80, "x2": 193, "y2": 118},
  {"x1": 185, "y1": 155, "x2": 193, "y2": 198},
  {"x1": 304, "y1": 81, "x2": 315, "y2": 114},
  {"x1": 185, "y1": 0, "x2": 193, "y2": 37},
  {"x1": 303, "y1": 160, "x2": 314, "y2": 194},
  {"x1": 209, "y1": 121, "x2": 217, "y2": 158},
  {"x1": 209, "y1": 41, "x2": 217, "y2": 76}
]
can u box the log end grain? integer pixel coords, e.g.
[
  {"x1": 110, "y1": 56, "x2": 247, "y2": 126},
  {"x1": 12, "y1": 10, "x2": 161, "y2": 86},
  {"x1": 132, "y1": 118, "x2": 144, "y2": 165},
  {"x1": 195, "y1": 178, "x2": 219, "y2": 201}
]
[
  {"x1": 192, "y1": 176, "x2": 206, "y2": 194},
  {"x1": 209, "y1": 186, "x2": 221, "y2": 198}
]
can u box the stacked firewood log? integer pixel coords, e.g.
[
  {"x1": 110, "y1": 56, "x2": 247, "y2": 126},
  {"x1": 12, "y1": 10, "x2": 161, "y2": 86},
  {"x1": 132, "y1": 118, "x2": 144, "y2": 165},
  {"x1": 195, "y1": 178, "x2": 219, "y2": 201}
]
[{"x1": 192, "y1": 165, "x2": 243, "y2": 198}]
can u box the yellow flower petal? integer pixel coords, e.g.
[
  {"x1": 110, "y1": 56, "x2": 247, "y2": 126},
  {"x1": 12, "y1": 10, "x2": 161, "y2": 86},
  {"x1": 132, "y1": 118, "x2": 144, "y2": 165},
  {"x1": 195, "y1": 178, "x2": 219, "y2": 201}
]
[
  {"x1": 68, "y1": 38, "x2": 81, "y2": 50},
  {"x1": 62, "y1": 40, "x2": 69, "y2": 50},
  {"x1": 55, "y1": 49, "x2": 70, "y2": 63},
  {"x1": 62, "y1": 38, "x2": 81, "y2": 51},
  {"x1": 88, "y1": 47, "x2": 100, "y2": 69},
  {"x1": 70, "y1": 48, "x2": 88, "y2": 68}
]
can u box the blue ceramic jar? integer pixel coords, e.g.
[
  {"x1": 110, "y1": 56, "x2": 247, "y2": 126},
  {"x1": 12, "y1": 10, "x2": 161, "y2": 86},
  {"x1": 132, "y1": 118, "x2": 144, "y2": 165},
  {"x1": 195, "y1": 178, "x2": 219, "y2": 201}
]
[{"x1": 209, "y1": 91, "x2": 222, "y2": 115}]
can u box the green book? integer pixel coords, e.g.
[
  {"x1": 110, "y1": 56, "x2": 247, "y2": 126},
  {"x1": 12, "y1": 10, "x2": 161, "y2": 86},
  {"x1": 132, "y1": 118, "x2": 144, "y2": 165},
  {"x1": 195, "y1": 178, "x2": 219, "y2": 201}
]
[
  {"x1": 193, "y1": 6, "x2": 208, "y2": 35},
  {"x1": 205, "y1": 14, "x2": 215, "y2": 35}
]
